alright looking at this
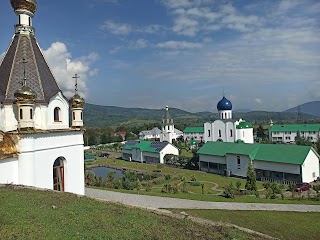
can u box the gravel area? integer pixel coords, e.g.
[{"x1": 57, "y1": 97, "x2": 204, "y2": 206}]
[{"x1": 85, "y1": 188, "x2": 320, "y2": 212}]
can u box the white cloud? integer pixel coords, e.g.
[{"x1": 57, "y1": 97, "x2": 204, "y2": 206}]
[
  {"x1": 255, "y1": 98, "x2": 262, "y2": 104},
  {"x1": 43, "y1": 42, "x2": 97, "y2": 99},
  {"x1": 130, "y1": 39, "x2": 149, "y2": 49},
  {"x1": 101, "y1": 20, "x2": 166, "y2": 35},
  {"x1": 101, "y1": 20, "x2": 132, "y2": 35},
  {"x1": 156, "y1": 41, "x2": 202, "y2": 49}
]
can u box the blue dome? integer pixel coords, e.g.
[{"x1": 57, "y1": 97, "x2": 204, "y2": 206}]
[{"x1": 217, "y1": 97, "x2": 232, "y2": 111}]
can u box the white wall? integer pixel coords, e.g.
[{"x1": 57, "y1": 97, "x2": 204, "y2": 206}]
[
  {"x1": 301, "y1": 150, "x2": 320, "y2": 183},
  {"x1": 0, "y1": 158, "x2": 18, "y2": 184},
  {"x1": 18, "y1": 131, "x2": 85, "y2": 195},
  {"x1": 160, "y1": 144, "x2": 179, "y2": 164},
  {"x1": 46, "y1": 93, "x2": 69, "y2": 130},
  {"x1": 0, "y1": 105, "x2": 18, "y2": 132},
  {"x1": 253, "y1": 160, "x2": 300, "y2": 175},
  {"x1": 236, "y1": 128, "x2": 254, "y2": 143},
  {"x1": 226, "y1": 154, "x2": 250, "y2": 177}
]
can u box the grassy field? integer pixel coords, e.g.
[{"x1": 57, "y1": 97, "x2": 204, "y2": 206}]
[
  {"x1": 0, "y1": 186, "x2": 260, "y2": 240},
  {"x1": 170, "y1": 209, "x2": 320, "y2": 240},
  {"x1": 90, "y1": 157, "x2": 320, "y2": 205}
]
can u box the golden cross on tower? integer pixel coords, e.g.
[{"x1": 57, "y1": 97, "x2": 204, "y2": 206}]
[{"x1": 72, "y1": 74, "x2": 80, "y2": 94}]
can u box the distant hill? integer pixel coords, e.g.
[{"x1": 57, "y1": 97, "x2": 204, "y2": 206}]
[
  {"x1": 234, "y1": 109, "x2": 252, "y2": 113},
  {"x1": 83, "y1": 103, "x2": 320, "y2": 128},
  {"x1": 285, "y1": 101, "x2": 320, "y2": 117}
]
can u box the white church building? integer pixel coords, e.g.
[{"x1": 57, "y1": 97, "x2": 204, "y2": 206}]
[
  {"x1": 0, "y1": 0, "x2": 85, "y2": 195},
  {"x1": 159, "y1": 106, "x2": 183, "y2": 143},
  {"x1": 204, "y1": 96, "x2": 254, "y2": 143}
]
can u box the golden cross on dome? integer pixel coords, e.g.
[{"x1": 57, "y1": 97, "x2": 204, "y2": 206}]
[{"x1": 72, "y1": 74, "x2": 80, "y2": 94}]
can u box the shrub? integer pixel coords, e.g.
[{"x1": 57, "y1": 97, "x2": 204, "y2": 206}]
[
  {"x1": 145, "y1": 182, "x2": 152, "y2": 192},
  {"x1": 165, "y1": 174, "x2": 171, "y2": 181},
  {"x1": 190, "y1": 181, "x2": 201, "y2": 186},
  {"x1": 236, "y1": 180, "x2": 241, "y2": 191},
  {"x1": 223, "y1": 183, "x2": 235, "y2": 199},
  {"x1": 190, "y1": 175, "x2": 197, "y2": 181},
  {"x1": 173, "y1": 183, "x2": 179, "y2": 194}
]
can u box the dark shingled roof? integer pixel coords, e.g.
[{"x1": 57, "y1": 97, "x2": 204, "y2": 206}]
[{"x1": 0, "y1": 34, "x2": 61, "y2": 104}]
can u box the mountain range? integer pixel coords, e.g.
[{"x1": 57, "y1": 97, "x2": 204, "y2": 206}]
[{"x1": 83, "y1": 101, "x2": 320, "y2": 129}]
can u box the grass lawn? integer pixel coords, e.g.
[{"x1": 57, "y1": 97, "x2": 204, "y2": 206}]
[
  {"x1": 0, "y1": 186, "x2": 259, "y2": 240},
  {"x1": 91, "y1": 158, "x2": 320, "y2": 205},
  {"x1": 169, "y1": 209, "x2": 320, "y2": 240}
]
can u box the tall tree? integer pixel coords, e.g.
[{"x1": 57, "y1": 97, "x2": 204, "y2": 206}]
[
  {"x1": 245, "y1": 160, "x2": 257, "y2": 192},
  {"x1": 256, "y1": 124, "x2": 266, "y2": 139}
]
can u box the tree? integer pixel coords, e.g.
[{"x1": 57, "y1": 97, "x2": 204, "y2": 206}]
[
  {"x1": 315, "y1": 138, "x2": 320, "y2": 155},
  {"x1": 245, "y1": 160, "x2": 257, "y2": 192},
  {"x1": 256, "y1": 124, "x2": 266, "y2": 140}
]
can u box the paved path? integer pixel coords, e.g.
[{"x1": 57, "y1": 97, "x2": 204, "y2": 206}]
[{"x1": 85, "y1": 188, "x2": 320, "y2": 212}]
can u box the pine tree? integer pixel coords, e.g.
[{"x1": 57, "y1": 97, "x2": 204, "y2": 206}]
[{"x1": 245, "y1": 160, "x2": 257, "y2": 192}]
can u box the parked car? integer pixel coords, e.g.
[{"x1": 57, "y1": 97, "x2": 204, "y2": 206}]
[{"x1": 295, "y1": 183, "x2": 311, "y2": 191}]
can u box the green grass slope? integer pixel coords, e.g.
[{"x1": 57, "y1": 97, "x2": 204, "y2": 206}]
[{"x1": 0, "y1": 186, "x2": 258, "y2": 240}]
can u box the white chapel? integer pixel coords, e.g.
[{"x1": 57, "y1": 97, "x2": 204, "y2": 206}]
[
  {"x1": 0, "y1": 0, "x2": 85, "y2": 195},
  {"x1": 204, "y1": 96, "x2": 254, "y2": 143}
]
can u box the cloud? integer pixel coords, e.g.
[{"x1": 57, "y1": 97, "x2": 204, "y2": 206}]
[
  {"x1": 43, "y1": 42, "x2": 97, "y2": 99},
  {"x1": 101, "y1": 20, "x2": 132, "y2": 35},
  {"x1": 101, "y1": 20, "x2": 166, "y2": 35},
  {"x1": 255, "y1": 98, "x2": 262, "y2": 104},
  {"x1": 130, "y1": 39, "x2": 149, "y2": 49},
  {"x1": 156, "y1": 41, "x2": 202, "y2": 49}
]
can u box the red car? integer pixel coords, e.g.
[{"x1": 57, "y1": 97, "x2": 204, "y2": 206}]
[{"x1": 295, "y1": 183, "x2": 311, "y2": 191}]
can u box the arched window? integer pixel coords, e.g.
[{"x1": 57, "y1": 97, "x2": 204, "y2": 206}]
[
  {"x1": 72, "y1": 112, "x2": 75, "y2": 121},
  {"x1": 81, "y1": 112, "x2": 83, "y2": 120},
  {"x1": 19, "y1": 109, "x2": 23, "y2": 120},
  {"x1": 53, "y1": 157, "x2": 65, "y2": 191},
  {"x1": 30, "y1": 109, "x2": 33, "y2": 120},
  {"x1": 54, "y1": 107, "x2": 61, "y2": 122}
]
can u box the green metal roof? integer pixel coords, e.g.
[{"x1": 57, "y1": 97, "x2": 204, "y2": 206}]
[
  {"x1": 236, "y1": 121, "x2": 253, "y2": 129},
  {"x1": 183, "y1": 127, "x2": 204, "y2": 133},
  {"x1": 269, "y1": 124, "x2": 320, "y2": 132},
  {"x1": 197, "y1": 141, "x2": 315, "y2": 165},
  {"x1": 197, "y1": 141, "x2": 235, "y2": 156},
  {"x1": 132, "y1": 141, "x2": 158, "y2": 153}
]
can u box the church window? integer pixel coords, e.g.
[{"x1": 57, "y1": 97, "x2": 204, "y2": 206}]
[
  {"x1": 81, "y1": 112, "x2": 83, "y2": 120},
  {"x1": 168, "y1": 125, "x2": 170, "y2": 131},
  {"x1": 219, "y1": 130, "x2": 221, "y2": 138},
  {"x1": 19, "y1": 109, "x2": 23, "y2": 120},
  {"x1": 243, "y1": 131, "x2": 245, "y2": 137},
  {"x1": 54, "y1": 107, "x2": 61, "y2": 122},
  {"x1": 29, "y1": 17, "x2": 31, "y2": 26},
  {"x1": 225, "y1": 113, "x2": 227, "y2": 119},
  {"x1": 73, "y1": 112, "x2": 75, "y2": 120},
  {"x1": 208, "y1": 130, "x2": 211, "y2": 137},
  {"x1": 230, "y1": 129, "x2": 233, "y2": 137},
  {"x1": 53, "y1": 157, "x2": 65, "y2": 192},
  {"x1": 30, "y1": 109, "x2": 33, "y2": 120},
  {"x1": 237, "y1": 156, "x2": 240, "y2": 165}
]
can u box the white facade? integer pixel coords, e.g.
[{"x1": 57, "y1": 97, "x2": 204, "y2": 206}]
[
  {"x1": 184, "y1": 132, "x2": 204, "y2": 141},
  {"x1": 204, "y1": 119, "x2": 253, "y2": 143}
]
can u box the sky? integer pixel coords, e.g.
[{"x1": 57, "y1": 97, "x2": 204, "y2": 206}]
[{"x1": 0, "y1": 0, "x2": 319, "y2": 113}]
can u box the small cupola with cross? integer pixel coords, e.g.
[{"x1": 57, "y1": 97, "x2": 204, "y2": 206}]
[
  {"x1": 14, "y1": 58, "x2": 36, "y2": 130},
  {"x1": 69, "y1": 74, "x2": 85, "y2": 128}
]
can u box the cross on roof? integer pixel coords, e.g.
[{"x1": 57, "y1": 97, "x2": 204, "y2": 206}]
[{"x1": 72, "y1": 74, "x2": 80, "y2": 94}]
